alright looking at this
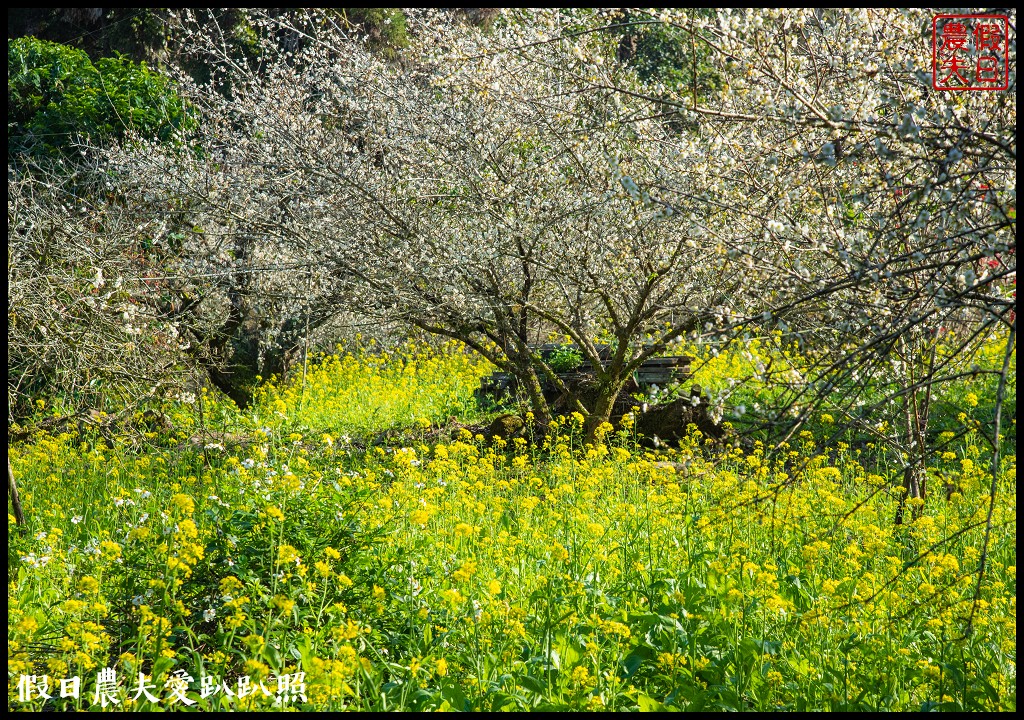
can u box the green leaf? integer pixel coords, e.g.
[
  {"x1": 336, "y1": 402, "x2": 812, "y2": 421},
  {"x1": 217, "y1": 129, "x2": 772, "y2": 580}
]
[
  {"x1": 549, "y1": 648, "x2": 560, "y2": 669},
  {"x1": 263, "y1": 642, "x2": 283, "y2": 670},
  {"x1": 638, "y1": 693, "x2": 666, "y2": 712},
  {"x1": 439, "y1": 680, "x2": 470, "y2": 711},
  {"x1": 151, "y1": 655, "x2": 176, "y2": 681},
  {"x1": 622, "y1": 644, "x2": 656, "y2": 678},
  {"x1": 517, "y1": 674, "x2": 546, "y2": 696}
]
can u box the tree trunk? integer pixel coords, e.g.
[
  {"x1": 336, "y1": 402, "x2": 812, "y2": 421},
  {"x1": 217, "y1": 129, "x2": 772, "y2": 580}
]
[
  {"x1": 519, "y1": 366, "x2": 552, "y2": 429},
  {"x1": 583, "y1": 380, "x2": 622, "y2": 441},
  {"x1": 9, "y1": 457, "x2": 25, "y2": 526},
  {"x1": 894, "y1": 334, "x2": 932, "y2": 525}
]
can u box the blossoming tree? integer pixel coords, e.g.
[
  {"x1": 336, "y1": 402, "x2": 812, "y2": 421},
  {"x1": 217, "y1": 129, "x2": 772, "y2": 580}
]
[
  {"x1": 111, "y1": 8, "x2": 1013, "y2": 461},
  {"x1": 115, "y1": 9, "x2": 775, "y2": 432}
]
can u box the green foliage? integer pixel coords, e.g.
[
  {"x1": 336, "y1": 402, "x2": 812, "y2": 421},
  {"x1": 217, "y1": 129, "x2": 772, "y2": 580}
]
[
  {"x1": 612, "y1": 11, "x2": 723, "y2": 100},
  {"x1": 682, "y1": 331, "x2": 1016, "y2": 446},
  {"x1": 8, "y1": 37, "x2": 196, "y2": 158},
  {"x1": 8, "y1": 9, "x2": 174, "y2": 65},
  {"x1": 545, "y1": 345, "x2": 585, "y2": 374},
  {"x1": 340, "y1": 9, "x2": 409, "y2": 57}
]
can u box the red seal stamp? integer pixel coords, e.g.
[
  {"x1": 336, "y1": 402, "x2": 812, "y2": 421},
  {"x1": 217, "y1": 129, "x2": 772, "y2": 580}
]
[{"x1": 932, "y1": 14, "x2": 1010, "y2": 91}]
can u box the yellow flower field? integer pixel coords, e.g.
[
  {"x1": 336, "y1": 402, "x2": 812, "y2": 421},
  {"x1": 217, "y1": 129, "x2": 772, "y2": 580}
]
[{"x1": 7, "y1": 342, "x2": 1016, "y2": 711}]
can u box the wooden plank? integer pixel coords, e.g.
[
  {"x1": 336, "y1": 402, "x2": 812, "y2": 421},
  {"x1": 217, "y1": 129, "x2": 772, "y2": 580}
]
[{"x1": 639, "y1": 356, "x2": 692, "y2": 367}]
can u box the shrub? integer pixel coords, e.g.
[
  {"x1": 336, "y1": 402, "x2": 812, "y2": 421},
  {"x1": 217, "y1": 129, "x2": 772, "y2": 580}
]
[
  {"x1": 8, "y1": 37, "x2": 195, "y2": 158},
  {"x1": 546, "y1": 345, "x2": 585, "y2": 373}
]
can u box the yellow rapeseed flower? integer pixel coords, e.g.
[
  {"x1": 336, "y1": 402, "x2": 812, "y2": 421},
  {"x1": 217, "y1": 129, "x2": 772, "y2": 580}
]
[
  {"x1": 272, "y1": 595, "x2": 296, "y2": 614},
  {"x1": 78, "y1": 576, "x2": 100, "y2": 595},
  {"x1": 169, "y1": 493, "x2": 195, "y2": 515},
  {"x1": 410, "y1": 509, "x2": 430, "y2": 525}
]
